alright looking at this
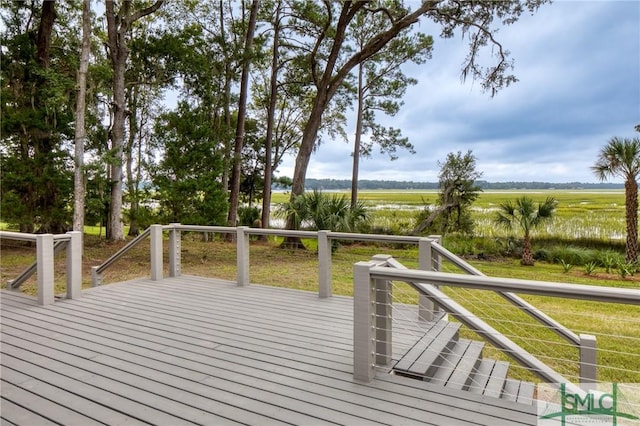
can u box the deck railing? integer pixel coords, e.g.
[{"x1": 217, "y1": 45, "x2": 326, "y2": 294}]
[
  {"x1": 91, "y1": 227, "x2": 151, "y2": 286},
  {"x1": 93, "y1": 223, "x2": 433, "y2": 298},
  {"x1": 352, "y1": 256, "x2": 640, "y2": 391},
  {"x1": 35, "y1": 222, "x2": 635, "y2": 393},
  {"x1": 0, "y1": 230, "x2": 82, "y2": 304}
]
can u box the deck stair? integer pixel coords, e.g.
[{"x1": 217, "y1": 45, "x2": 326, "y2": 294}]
[{"x1": 392, "y1": 320, "x2": 536, "y2": 405}]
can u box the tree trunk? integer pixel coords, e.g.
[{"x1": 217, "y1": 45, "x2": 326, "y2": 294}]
[
  {"x1": 625, "y1": 178, "x2": 638, "y2": 263},
  {"x1": 521, "y1": 232, "x2": 535, "y2": 266},
  {"x1": 227, "y1": 0, "x2": 260, "y2": 227},
  {"x1": 351, "y1": 61, "x2": 365, "y2": 210},
  {"x1": 125, "y1": 85, "x2": 140, "y2": 237},
  {"x1": 105, "y1": 0, "x2": 164, "y2": 242},
  {"x1": 260, "y1": 0, "x2": 282, "y2": 239},
  {"x1": 36, "y1": 0, "x2": 56, "y2": 68},
  {"x1": 106, "y1": 1, "x2": 128, "y2": 241},
  {"x1": 73, "y1": 0, "x2": 91, "y2": 234},
  {"x1": 219, "y1": 0, "x2": 232, "y2": 195},
  {"x1": 109, "y1": 49, "x2": 127, "y2": 241}
]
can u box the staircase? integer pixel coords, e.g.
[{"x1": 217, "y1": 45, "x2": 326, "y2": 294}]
[{"x1": 393, "y1": 320, "x2": 536, "y2": 405}]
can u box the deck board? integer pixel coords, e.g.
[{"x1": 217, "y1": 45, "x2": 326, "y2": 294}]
[{"x1": 1, "y1": 276, "x2": 537, "y2": 425}]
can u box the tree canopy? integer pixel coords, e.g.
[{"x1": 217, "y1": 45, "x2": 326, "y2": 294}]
[{"x1": 1, "y1": 0, "x2": 550, "y2": 237}]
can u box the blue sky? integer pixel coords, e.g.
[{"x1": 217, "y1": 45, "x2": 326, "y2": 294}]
[{"x1": 278, "y1": 1, "x2": 640, "y2": 184}]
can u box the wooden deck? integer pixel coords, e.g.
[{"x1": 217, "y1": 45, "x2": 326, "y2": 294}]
[{"x1": 0, "y1": 276, "x2": 537, "y2": 425}]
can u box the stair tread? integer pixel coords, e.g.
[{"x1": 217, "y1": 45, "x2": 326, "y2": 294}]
[
  {"x1": 393, "y1": 321, "x2": 460, "y2": 376},
  {"x1": 468, "y1": 359, "x2": 495, "y2": 394},
  {"x1": 483, "y1": 360, "x2": 510, "y2": 398},
  {"x1": 501, "y1": 378, "x2": 520, "y2": 402},
  {"x1": 429, "y1": 339, "x2": 472, "y2": 385},
  {"x1": 517, "y1": 381, "x2": 535, "y2": 405},
  {"x1": 444, "y1": 340, "x2": 484, "y2": 390}
]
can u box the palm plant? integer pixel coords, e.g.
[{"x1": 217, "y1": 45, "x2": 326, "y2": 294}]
[
  {"x1": 280, "y1": 189, "x2": 370, "y2": 233},
  {"x1": 494, "y1": 196, "x2": 557, "y2": 266},
  {"x1": 592, "y1": 137, "x2": 640, "y2": 263}
]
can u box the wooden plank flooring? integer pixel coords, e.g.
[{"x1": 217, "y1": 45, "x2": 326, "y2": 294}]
[{"x1": 1, "y1": 276, "x2": 537, "y2": 425}]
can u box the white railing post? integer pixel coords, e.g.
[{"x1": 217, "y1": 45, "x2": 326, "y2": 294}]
[
  {"x1": 353, "y1": 261, "x2": 377, "y2": 382},
  {"x1": 150, "y1": 224, "x2": 163, "y2": 281},
  {"x1": 236, "y1": 226, "x2": 250, "y2": 287},
  {"x1": 318, "y1": 230, "x2": 331, "y2": 298},
  {"x1": 65, "y1": 231, "x2": 82, "y2": 299},
  {"x1": 36, "y1": 234, "x2": 55, "y2": 305},
  {"x1": 579, "y1": 333, "x2": 597, "y2": 388},
  {"x1": 169, "y1": 223, "x2": 181, "y2": 277},
  {"x1": 91, "y1": 266, "x2": 102, "y2": 287}
]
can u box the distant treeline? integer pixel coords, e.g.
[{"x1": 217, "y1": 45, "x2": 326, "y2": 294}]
[{"x1": 302, "y1": 179, "x2": 624, "y2": 190}]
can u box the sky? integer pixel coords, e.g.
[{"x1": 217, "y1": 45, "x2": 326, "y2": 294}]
[{"x1": 277, "y1": 0, "x2": 640, "y2": 184}]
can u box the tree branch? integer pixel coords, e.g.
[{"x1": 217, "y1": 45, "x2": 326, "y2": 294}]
[{"x1": 129, "y1": 0, "x2": 165, "y2": 23}]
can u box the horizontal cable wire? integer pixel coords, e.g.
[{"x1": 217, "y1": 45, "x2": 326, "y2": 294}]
[{"x1": 378, "y1": 276, "x2": 639, "y2": 391}]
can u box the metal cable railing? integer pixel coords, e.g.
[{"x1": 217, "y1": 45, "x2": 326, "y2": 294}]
[{"x1": 354, "y1": 257, "x2": 640, "y2": 400}]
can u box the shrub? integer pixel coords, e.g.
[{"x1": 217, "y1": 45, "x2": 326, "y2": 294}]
[
  {"x1": 617, "y1": 261, "x2": 636, "y2": 278},
  {"x1": 598, "y1": 251, "x2": 623, "y2": 273},
  {"x1": 534, "y1": 249, "x2": 552, "y2": 262},
  {"x1": 558, "y1": 259, "x2": 574, "y2": 273},
  {"x1": 238, "y1": 206, "x2": 261, "y2": 227},
  {"x1": 584, "y1": 261, "x2": 598, "y2": 275}
]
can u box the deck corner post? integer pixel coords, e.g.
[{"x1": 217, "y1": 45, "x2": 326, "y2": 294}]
[
  {"x1": 579, "y1": 333, "x2": 597, "y2": 387},
  {"x1": 36, "y1": 233, "x2": 55, "y2": 305},
  {"x1": 418, "y1": 238, "x2": 437, "y2": 321},
  {"x1": 150, "y1": 224, "x2": 163, "y2": 281},
  {"x1": 91, "y1": 266, "x2": 102, "y2": 287},
  {"x1": 236, "y1": 226, "x2": 250, "y2": 287},
  {"x1": 66, "y1": 231, "x2": 82, "y2": 299},
  {"x1": 169, "y1": 223, "x2": 182, "y2": 277},
  {"x1": 318, "y1": 230, "x2": 332, "y2": 298},
  {"x1": 353, "y1": 261, "x2": 377, "y2": 382}
]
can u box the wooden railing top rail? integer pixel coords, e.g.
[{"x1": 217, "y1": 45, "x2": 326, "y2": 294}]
[
  {"x1": 165, "y1": 224, "x2": 424, "y2": 244},
  {"x1": 0, "y1": 231, "x2": 72, "y2": 243},
  {"x1": 369, "y1": 267, "x2": 640, "y2": 305}
]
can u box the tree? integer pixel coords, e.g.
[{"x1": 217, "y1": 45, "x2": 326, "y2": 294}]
[
  {"x1": 414, "y1": 150, "x2": 482, "y2": 235},
  {"x1": 105, "y1": 0, "x2": 164, "y2": 241},
  {"x1": 494, "y1": 196, "x2": 557, "y2": 266},
  {"x1": 286, "y1": 0, "x2": 549, "y2": 233},
  {"x1": 348, "y1": 11, "x2": 433, "y2": 209},
  {"x1": 228, "y1": 0, "x2": 260, "y2": 227},
  {"x1": 151, "y1": 103, "x2": 228, "y2": 225},
  {"x1": 1, "y1": 1, "x2": 76, "y2": 233},
  {"x1": 73, "y1": 0, "x2": 92, "y2": 233},
  {"x1": 259, "y1": 0, "x2": 283, "y2": 232},
  {"x1": 592, "y1": 137, "x2": 640, "y2": 263}
]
